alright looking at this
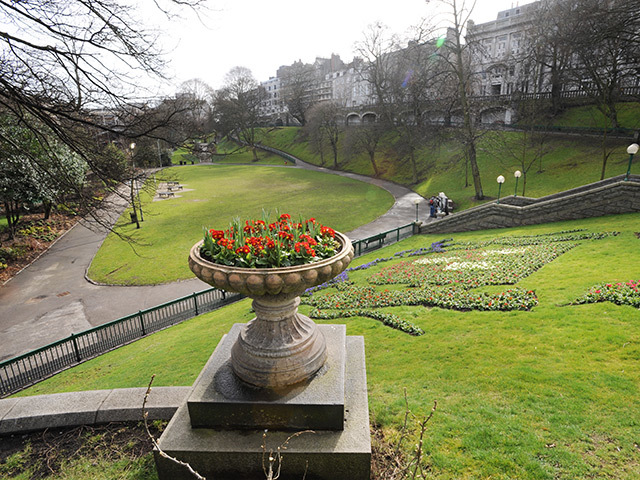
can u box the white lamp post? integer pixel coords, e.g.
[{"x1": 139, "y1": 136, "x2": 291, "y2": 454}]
[
  {"x1": 496, "y1": 175, "x2": 505, "y2": 203},
  {"x1": 514, "y1": 170, "x2": 522, "y2": 196},
  {"x1": 626, "y1": 143, "x2": 639, "y2": 180}
]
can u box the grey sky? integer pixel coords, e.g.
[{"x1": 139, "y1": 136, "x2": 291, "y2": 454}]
[{"x1": 146, "y1": 0, "x2": 536, "y2": 94}]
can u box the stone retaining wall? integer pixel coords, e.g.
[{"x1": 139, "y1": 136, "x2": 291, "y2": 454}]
[{"x1": 420, "y1": 175, "x2": 640, "y2": 234}]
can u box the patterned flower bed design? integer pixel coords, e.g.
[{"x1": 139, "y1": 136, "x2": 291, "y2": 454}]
[
  {"x1": 302, "y1": 231, "x2": 618, "y2": 336},
  {"x1": 572, "y1": 280, "x2": 640, "y2": 308},
  {"x1": 368, "y1": 243, "x2": 577, "y2": 288}
]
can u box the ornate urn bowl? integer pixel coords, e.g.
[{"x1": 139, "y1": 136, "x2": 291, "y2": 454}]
[{"x1": 189, "y1": 231, "x2": 354, "y2": 388}]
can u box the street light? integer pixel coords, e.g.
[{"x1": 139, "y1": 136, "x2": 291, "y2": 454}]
[
  {"x1": 413, "y1": 198, "x2": 420, "y2": 222},
  {"x1": 496, "y1": 175, "x2": 505, "y2": 204},
  {"x1": 129, "y1": 142, "x2": 142, "y2": 226},
  {"x1": 625, "y1": 143, "x2": 639, "y2": 180},
  {"x1": 514, "y1": 170, "x2": 521, "y2": 197}
]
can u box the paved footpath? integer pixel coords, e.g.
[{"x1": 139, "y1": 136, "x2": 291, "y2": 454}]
[{"x1": 0, "y1": 157, "x2": 436, "y2": 361}]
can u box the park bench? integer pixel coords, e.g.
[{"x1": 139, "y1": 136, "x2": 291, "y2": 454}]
[
  {"x1": 167, "y1": 181, "x2": 179, "y2": 185},
  {"x1": 158, "y1": 191, "x2": 175, "y2": 199},
  {"x1": 167, "y1": 185, "x2": 183, "y2": 191}
]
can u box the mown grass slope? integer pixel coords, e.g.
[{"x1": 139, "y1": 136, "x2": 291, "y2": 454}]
[{"x1": 21, "y1": 212, "x2": 640, "y2": 480}]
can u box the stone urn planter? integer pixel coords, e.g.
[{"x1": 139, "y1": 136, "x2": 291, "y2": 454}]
[{"x1": 188, "y1": 231, "x2": 354, "y2": 388}]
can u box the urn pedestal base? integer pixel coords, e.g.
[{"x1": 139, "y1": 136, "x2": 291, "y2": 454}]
[{"x1": 154, "y1": 325, "x2": 371, "y2": 480}]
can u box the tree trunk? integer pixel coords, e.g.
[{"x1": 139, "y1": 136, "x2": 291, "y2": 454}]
[
  {"x1": 4, "y1": 201, "x2": 19, "y2": 239},
  {"x1": 369, "y1": 151, "x2": 380, "y2": 177},
  {"x1": 468, "y1": 143, "x2": 484, "y2": 200},
  {"x1": 410, "y1": 150, "x2": 418, "y2": 184},
  {"x1": 43, "y1": 201, "x2": 52, "y2": 220}
]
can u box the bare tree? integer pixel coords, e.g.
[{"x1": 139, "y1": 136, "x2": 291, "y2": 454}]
[
  {"x1": 214, "y1": 67, "x2": 267, "y2": 162},
  {"x1": 528, "y1": 0, "x2": 640, "y2": 179},
  {"x1": 177, "y1": 78, "x2": 216, "y2": 141},
  {"x1": 485, "y1": 100, "x2": 551, "y2": 196},
  {"x1": 524, "y1": 0, "x2": 579, "y2": 113},
  {"x1": 343, "y1": 122, "x2": 386, "y2": 177},
  {"x1": 434, "y1": 0, "x2": 485, "y2": 199},
  {"x1": 305, "y1": 102, "x2": 342, "y2": 168},
  {"x1": 356, "y1": 22, "x2": 443, "y2": 184},
  {"x1": 279, "y1": 62, "x2": 317, "y2": 126},
  {"x1": 0, "y1": 0, "x2": 204, "y2": 233}
]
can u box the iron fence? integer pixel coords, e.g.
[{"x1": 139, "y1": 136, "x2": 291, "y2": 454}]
[
  {"x1": 351, "y1": 223, "x2": 415, "y2": 257},
  {"x1": 0, "y1": 289, "x2": 242, "y2": 397}
]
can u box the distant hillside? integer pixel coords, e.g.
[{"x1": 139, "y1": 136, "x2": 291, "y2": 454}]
[{"x1": 257, "y1": 104, "x2": 639, "y2": 211}]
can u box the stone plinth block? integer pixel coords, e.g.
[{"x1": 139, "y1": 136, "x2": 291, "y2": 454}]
[
  {"x1": 188, "y1": 324, "x2": 345, "y2": 431},
  {"x1": 155, "y1": 335, "x2": 370, "y2": 480}
]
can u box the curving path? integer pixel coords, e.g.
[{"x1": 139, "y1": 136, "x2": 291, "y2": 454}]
[{"x1": 0, "y1": 157, "x2": 435, "y2": 361}]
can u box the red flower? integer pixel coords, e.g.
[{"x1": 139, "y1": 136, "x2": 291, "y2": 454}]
[
  {"x1": 321, "y1": 226, "x2": 335, "y2": 238},
  {"x1": 209, "y1": 229, "x2": 225, "y2": 240}
]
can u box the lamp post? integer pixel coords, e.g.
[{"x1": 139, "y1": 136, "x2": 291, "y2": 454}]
[
  {"x1": 496, "y1": 175, "x2": 505, "y2": 204},
  {"x1": 625, "y1": 143, "x2": 639, "y2": 180},
  {"x1": 129, "y1": 142, "x2": 141, "y2": 228},
  {"x1": 514, "y1": 170, "x2": 521, "y2": 197},
  {"x1": 413, "y1": 198, "x2": 420, "y2": 222}
]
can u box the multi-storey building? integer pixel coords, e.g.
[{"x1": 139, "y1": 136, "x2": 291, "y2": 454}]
[
  {"x1": 258, "y1": 0, "x2": 638, "y2": 126},
  {"x1": 467, "y1": 2, "x2": 541, "y2": 97},
  {"x1": 259, "y1": 76, "x2": 285, "y2": 123}
]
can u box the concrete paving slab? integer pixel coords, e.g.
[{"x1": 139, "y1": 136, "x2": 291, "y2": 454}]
[
  {"x1": 0, "y1": 390, "x2": 109, "y2": 434},
  {"x1": 96, "y1": 386, "x2": 190, "y2": 423},
  {"x1": 0, "y1": 397, "x2": 18, "y2": 421},
  {"x1": 0, "y1": 387, "x2": 191, "y2": 435}
]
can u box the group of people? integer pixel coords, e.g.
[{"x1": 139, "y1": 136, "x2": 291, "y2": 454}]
[{"x1": 429, "y1": 192, "x2": 450, "y2": 218}]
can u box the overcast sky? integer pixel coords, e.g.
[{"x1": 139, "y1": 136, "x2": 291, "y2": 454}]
[{"x1": 147, "y1": 0, "x2": 536, "y2": 94}]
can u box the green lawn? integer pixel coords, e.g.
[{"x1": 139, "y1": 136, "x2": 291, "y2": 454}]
[
  {"x1": 258, "y1": 126, "x2": 636, "y2": 211},
  {"x1": 87, "y1": 165, "x2": 394, "y2": 285},
  {"x1": 211, "y1": 139, "x2": 289, "y2": 165},
  {"x1": 551, "y1": 103, "x2": 640, "y2": 130},
  {"x1": 20, "y1": 212, "x2": 640, "y2": 479},
  {"x1": 170, "y1": 146, "x2": 199, "y2": 165}
]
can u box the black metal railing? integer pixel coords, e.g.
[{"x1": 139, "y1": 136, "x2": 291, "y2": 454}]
[
  {"x1": 0, "y1": 288, "x2": 242, "y2": 397},
  {"x1": 351, "y1": 223, "x2": 415, "y2": 257}
]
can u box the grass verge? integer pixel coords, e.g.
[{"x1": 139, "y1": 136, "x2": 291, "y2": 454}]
[
  {"x1": 87, "y1": 165, "x2": 393, "y2": 285},
  {"x1": 258, "y1": 126, "x2": 637, "y2": 211},
  {"x1": 18, "y1": 212, "x2": 640, "y2": 479}
]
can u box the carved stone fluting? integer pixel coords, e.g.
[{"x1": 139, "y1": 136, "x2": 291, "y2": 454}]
[
  {"x1": 188, "y1": 231, "x2": 354, "y2": 388},
  {"x1": 231, "y1": 297, "x2": 328, "y2": 387}
]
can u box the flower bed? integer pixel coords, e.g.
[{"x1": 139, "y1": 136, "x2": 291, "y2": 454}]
[
  {"x1": 305, "y1": 285, "x2": 538, "y2": 312},
  {"x1": 368, "y1": 243, "x2": 577, "y2": 288},
  {"x1": 300, "y1": 230, "x2": 618, "y2": 336},
  {"x1": 572, "y1": 280, "x2": 640, "y2": 308}
]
